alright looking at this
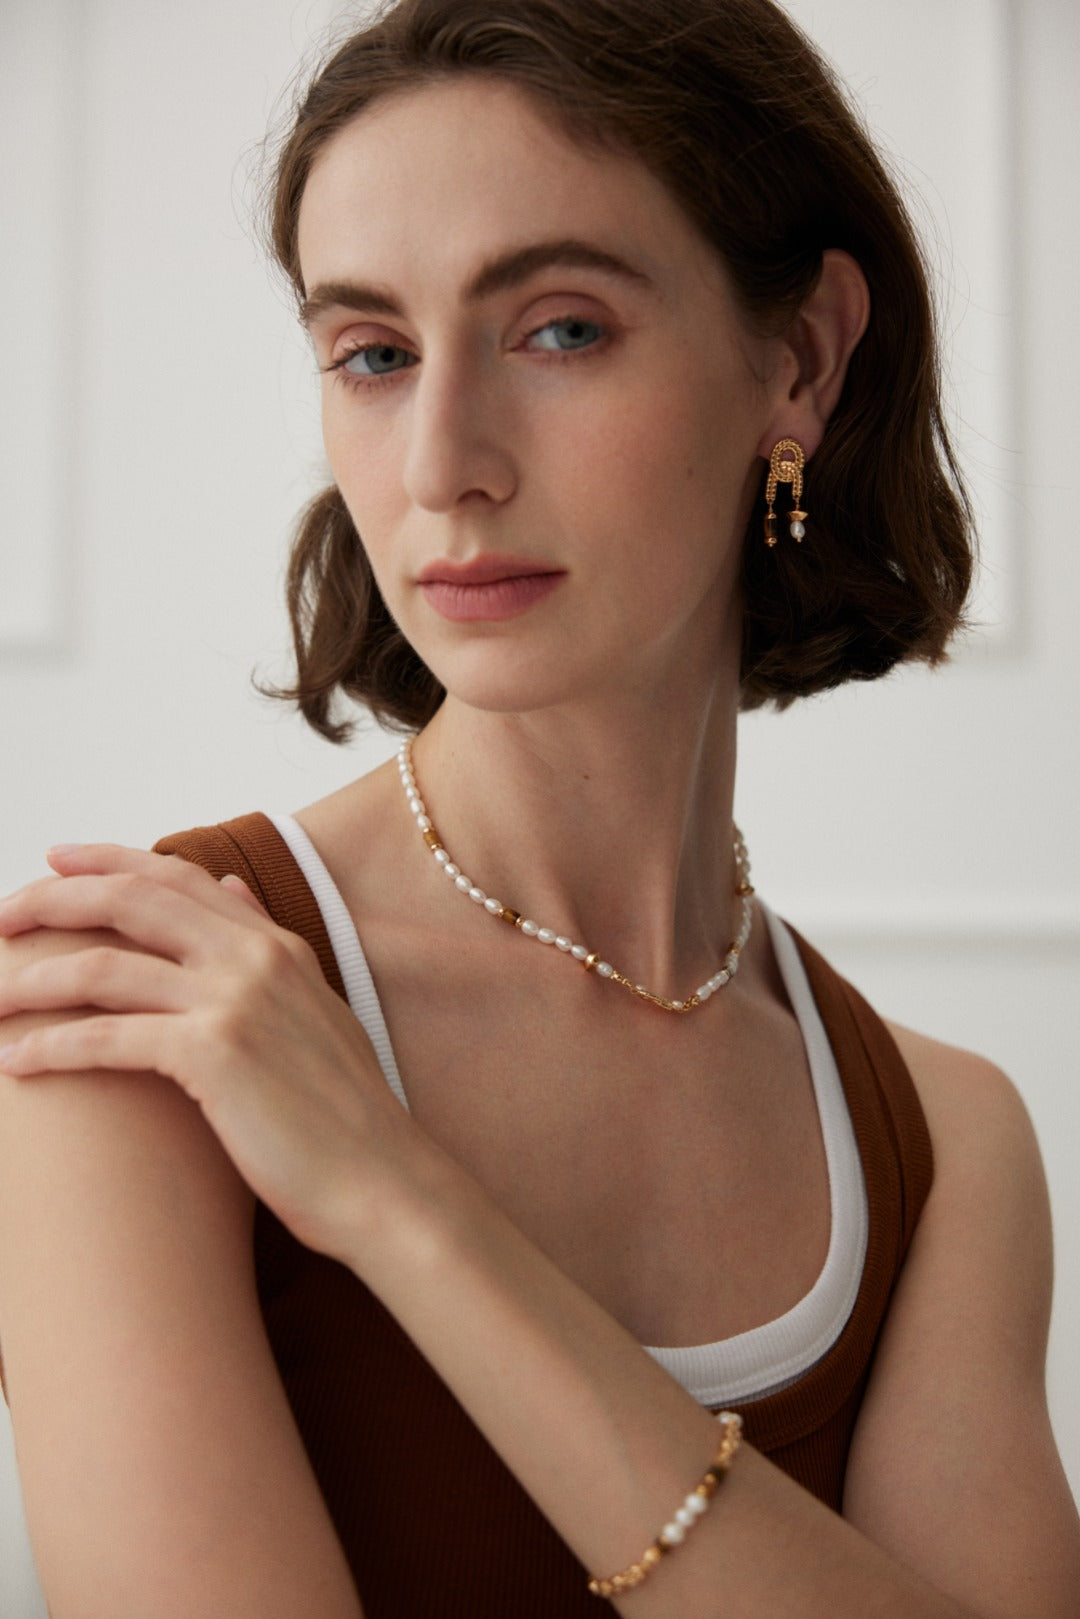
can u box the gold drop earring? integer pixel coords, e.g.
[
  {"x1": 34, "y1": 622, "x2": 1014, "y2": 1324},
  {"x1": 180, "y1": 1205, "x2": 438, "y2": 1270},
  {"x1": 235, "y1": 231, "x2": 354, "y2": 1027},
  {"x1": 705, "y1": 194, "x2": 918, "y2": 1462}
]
[{"x1": 764, "y1": 439, "x2": 808, "y2": 547}]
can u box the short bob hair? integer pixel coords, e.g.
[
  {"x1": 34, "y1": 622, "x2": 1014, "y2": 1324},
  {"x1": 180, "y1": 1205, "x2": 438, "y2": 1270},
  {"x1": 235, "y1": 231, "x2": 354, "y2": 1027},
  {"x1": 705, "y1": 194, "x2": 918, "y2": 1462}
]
[{"x1": 264, "y1": 0, "x2": 974, "y2": 741}]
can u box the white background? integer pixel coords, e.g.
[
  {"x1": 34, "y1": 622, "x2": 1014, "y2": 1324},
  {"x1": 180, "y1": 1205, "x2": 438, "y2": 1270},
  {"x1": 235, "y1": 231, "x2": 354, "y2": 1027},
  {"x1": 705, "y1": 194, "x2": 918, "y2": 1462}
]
[{"x1": 2, "y1": 2, "x2": 1077, "y2": 1612}]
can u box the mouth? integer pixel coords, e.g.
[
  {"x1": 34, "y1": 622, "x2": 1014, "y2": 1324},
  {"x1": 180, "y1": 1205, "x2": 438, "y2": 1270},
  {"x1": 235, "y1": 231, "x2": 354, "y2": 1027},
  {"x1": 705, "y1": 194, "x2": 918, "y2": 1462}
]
[
  {"x1": 415, "y1": 557, "x2": 566, "y2": 623},
  {"x1": 415, "y1": 554, "x2": 563, "y2": 587}
]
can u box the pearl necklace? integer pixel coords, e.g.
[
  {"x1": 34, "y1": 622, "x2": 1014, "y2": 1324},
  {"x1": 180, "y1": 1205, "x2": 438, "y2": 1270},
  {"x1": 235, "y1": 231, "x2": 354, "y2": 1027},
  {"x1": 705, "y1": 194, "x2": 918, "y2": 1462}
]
[{"x1": 398, "y1": 741, "x2": 755, "y2": 1014}]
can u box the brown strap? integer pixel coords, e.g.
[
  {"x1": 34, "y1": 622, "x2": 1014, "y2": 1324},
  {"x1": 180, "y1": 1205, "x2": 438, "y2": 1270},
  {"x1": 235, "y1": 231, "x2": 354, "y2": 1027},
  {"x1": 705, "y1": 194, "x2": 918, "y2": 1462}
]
[
  {"x1": 153, "y1": 814, "x2": 348, "y2": 1003},
  {"x1": 788, "y1": 926, "x2": 934, "y2": 1264},
  {"x1": 731, "y1": 925, "x2": 934, "y2": 1460}
]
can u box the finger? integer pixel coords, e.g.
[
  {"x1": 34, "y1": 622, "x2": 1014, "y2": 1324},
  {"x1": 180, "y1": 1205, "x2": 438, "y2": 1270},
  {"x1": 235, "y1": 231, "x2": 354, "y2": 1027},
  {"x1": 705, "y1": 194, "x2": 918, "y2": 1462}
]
[
  {"x1": 0, "y1": 873, "x2": 64, "y2": 931},
  {"x1": 47, "y1": 843, "x2": 245, "y2": 911},
  {"x1": 48, "y1": 842, "x2": 175, "y2": 874},
  {"x1": 0, "y1": 1012, "x2": 184, "y2": 1081},
  {"x1": 7, "y1": 848, "x2": 274, "y2": 940},
  {"x1": 219, "y1": 874, "x2": 269, "y2": 917},
  {"x1": 3, "y1": 848, "x2": 222, "y2": 927},
  {"x1": 0, "y1": 871, "x2": 254, "y2": 963},
  {"x1": 0, "y1": 945, "x2": 187, "y2": 1019},
  {"x1": 45, "y1": 844, "x2": 278, "y2": 929}
]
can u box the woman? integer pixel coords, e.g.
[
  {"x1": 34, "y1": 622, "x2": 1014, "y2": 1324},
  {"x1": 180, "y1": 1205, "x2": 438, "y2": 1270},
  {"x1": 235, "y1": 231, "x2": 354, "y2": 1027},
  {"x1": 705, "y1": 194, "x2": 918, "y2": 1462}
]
[{"x1": 0, "y1": 0, "x2": 1077, "y2": 1614}]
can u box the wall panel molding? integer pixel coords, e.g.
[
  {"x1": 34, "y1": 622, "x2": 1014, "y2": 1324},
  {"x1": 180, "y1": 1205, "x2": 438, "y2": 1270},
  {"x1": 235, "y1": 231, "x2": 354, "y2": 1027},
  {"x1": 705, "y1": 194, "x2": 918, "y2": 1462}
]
[
  {"x1": 776, "y1": 895, "x2": 1080, "y2": 949},
  {"x1": 784, "y1": 0, "x2": 1021, "y2": 649}
]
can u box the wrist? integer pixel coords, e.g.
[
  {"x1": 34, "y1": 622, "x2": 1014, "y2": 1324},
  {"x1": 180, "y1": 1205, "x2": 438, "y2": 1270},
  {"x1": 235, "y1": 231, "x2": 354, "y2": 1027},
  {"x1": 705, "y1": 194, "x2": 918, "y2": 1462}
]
[{"x1": 336, "y1": 1124, "x2": 486, "y2": 1297}]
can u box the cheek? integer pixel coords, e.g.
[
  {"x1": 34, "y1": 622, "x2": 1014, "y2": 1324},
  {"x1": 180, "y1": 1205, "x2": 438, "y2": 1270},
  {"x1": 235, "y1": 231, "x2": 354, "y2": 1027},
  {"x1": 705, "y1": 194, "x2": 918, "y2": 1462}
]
[
  {"x1": 321, "y1": 390, "x2": 370, "y2": 486},
  {"x1": 564, "y1": 373, "x2": 752, "y2": 580},
  {"x1": 320, "y1": 393, "x2": 406, "y2": 552}
]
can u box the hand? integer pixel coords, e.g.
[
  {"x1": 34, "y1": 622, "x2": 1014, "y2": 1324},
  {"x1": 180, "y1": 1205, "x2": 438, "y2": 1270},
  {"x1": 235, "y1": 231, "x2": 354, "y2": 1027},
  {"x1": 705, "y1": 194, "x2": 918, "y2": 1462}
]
[{"x1": 0, "y1": 844, "x2": 425, "y2": 1263}]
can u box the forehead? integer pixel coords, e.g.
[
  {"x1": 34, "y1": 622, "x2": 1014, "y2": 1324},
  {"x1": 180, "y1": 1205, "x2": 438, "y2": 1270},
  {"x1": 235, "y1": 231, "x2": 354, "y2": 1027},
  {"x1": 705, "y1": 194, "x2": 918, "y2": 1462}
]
[{"x1": 296, "y1": 76, "x2": 721, "y2": 303}]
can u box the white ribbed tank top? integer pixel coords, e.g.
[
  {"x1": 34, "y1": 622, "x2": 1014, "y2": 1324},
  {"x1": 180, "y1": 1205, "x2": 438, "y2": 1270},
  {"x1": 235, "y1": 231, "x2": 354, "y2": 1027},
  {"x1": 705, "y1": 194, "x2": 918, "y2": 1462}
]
[{"x1": 268, "y1": 812, "x2": 868, "y2": 1408}]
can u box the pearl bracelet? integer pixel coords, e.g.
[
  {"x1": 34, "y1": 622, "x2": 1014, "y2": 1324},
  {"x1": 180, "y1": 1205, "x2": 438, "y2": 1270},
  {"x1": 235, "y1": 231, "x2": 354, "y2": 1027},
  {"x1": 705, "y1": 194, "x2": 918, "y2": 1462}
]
[{"x1": 587, "y1": 1410, "x2": 743, "y2": 1599}]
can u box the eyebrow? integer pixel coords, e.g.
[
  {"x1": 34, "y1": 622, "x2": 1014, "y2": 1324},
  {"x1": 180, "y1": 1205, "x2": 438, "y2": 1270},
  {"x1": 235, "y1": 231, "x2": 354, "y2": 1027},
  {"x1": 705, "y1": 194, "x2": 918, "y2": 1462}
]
[{"x1": 298, "y1": 238, "x2": 656, "y2": 330}]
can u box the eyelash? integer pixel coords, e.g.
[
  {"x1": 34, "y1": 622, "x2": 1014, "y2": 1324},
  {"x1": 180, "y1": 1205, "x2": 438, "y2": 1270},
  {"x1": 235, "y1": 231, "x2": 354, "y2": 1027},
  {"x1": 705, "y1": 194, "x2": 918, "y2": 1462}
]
[{"x1": 322, "y1": 315, "x2": 610, "y2": 394}]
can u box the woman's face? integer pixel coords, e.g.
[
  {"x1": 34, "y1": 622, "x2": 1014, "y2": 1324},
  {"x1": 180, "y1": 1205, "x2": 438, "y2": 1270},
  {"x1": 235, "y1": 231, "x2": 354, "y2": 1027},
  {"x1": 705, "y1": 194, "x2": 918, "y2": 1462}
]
[{"x1": 297, "y1": 77, "x2": 785, "y2": 715}]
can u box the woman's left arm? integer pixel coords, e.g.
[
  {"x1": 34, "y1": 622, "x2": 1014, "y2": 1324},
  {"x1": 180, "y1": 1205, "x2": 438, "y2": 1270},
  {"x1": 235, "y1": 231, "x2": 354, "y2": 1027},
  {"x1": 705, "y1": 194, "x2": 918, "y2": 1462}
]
[
  {"x1": 332, "y1": 1033, "x2": 1080, "y2": 1619},
  {"x1": 840, "y1": 1025, "x2": 1080, "y2": 1616},
  {"x1": 1, "y1": 846, "x2": 1077, "y2": 1619}
]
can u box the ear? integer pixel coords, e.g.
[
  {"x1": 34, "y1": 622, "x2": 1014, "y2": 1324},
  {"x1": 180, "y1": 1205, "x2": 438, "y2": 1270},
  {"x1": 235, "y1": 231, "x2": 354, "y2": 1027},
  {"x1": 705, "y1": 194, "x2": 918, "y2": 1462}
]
[{"x1": 757, "y1": 249, "x2": 870, "y2": 459}]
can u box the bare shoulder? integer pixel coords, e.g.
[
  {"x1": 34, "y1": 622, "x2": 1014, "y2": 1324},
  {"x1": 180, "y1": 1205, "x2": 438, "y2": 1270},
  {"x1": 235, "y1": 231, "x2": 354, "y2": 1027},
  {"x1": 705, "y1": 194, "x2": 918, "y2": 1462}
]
[
  {"x1": 880, "y1": 1017, "x2": 1051, "y2": 1364},
  {"x1": 884, "y1": 1016, "x2": 1022, "y2": 1108},
  {"x1": 0, "y1": 926, "x2": 247, "y2": 1229},
  {"x1": 884, "y1": 1018, "x2": 1046, "y2": 1227}
]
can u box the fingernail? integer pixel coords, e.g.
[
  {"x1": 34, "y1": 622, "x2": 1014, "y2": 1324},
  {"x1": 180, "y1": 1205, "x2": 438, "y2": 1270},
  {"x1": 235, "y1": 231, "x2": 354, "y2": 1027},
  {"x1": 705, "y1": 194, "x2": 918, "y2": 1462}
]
[
  {"x1": 0, "y1": 1045, "x2": 19, "y2": 1070},
  {"x1": 48, "y1": 844, "x2": 83, "y2": 856}
]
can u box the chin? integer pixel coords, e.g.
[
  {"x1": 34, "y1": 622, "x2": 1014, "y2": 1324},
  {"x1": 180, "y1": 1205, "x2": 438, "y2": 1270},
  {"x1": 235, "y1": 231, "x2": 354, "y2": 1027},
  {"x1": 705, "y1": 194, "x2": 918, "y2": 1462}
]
[{"x1": 422, "y1": 638, "x2": 613, "y2": 717}]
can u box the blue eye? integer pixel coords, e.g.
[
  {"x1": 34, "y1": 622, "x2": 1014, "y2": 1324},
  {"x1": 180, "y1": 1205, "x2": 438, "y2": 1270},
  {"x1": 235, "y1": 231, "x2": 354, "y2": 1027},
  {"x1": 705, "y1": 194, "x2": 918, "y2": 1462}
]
[
  {"x1": 529, "y1": 318, "x2": 604, "y2": 353},
  {"x1": 341, "y1": 344, "x2": 416, "y2": 377},
  {"x1": 328, "y1": 318, "x2": 604, "y2": 389}
]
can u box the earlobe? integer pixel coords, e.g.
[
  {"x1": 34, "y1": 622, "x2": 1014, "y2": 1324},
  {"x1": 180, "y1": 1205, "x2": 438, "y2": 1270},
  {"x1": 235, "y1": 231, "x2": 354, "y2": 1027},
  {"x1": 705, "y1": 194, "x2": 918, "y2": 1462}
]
[{"x1": 758, "y1": 249, "x2": 871, "y2": 458}]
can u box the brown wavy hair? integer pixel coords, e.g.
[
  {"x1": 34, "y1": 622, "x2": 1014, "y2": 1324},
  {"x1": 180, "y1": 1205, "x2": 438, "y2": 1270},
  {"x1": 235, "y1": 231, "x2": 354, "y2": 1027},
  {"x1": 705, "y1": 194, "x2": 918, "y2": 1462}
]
[{"x1": 262, "y1": 0, "x2": 974, "y2": 741}]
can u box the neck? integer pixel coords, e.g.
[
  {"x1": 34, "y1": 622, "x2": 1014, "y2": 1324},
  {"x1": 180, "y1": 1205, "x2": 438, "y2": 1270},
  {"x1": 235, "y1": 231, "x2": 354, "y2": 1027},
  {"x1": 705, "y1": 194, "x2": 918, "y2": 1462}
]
[{"x1": 408, "y1": 672, "x2": 744, "y2": 1002}]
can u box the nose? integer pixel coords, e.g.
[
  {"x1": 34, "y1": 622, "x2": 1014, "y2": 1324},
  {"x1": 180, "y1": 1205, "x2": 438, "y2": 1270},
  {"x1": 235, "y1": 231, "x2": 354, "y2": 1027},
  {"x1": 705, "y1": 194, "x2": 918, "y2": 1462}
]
[{"x1": 402, "y1": 349, "x2": 518, "y2": 512}]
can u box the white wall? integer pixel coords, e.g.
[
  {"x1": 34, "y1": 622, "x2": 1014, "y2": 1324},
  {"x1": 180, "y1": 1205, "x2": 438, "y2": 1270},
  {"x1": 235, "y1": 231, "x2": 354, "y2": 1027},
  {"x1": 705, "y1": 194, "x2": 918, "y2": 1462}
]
[{"x1": 1, "y1": 1, "x2": 1077, "y2": 1612}]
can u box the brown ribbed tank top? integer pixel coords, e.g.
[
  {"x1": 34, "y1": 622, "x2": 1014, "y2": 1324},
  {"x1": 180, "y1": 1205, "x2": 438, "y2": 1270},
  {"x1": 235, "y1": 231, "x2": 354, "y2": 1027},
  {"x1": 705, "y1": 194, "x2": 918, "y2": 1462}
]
[{"x1": 154, "y1": 813, "x2": 934, "y2": 1619}]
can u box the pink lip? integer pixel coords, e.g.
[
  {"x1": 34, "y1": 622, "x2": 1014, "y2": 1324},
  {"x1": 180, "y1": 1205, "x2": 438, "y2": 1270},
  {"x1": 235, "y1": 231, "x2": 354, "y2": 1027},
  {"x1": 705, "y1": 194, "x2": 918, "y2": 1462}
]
[
  {"x1": 416, "y1": 554, "x2": 561, "y2": 586},
  {"x1": 415, "y1": 553, "x2": 566, "y2": 623},
  {"x1": 419, "y1": 571, "x2": 565, "y2": 622}
]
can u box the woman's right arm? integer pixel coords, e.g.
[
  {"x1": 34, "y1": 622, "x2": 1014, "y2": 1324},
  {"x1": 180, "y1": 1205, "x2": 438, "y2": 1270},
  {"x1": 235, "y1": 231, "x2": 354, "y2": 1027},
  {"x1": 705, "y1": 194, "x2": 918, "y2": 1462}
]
[{"x1": 0, "y1": 927, "x2": 364, "y2": 1619}]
